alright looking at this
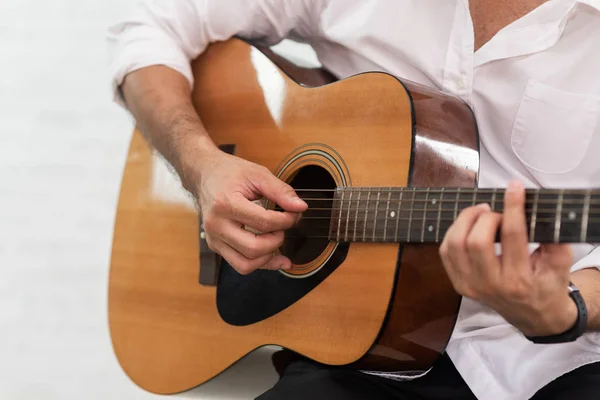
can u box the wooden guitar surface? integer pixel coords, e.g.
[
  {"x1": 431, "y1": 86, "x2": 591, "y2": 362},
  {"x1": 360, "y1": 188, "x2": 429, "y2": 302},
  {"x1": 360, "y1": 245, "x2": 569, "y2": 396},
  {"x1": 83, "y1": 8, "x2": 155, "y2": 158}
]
[
  {"x1": 109, "y1": 37, "x2": 600, "y2": 395},
  {"x1": 109, "y1": 39, "x2": 416, "y2": 394}
]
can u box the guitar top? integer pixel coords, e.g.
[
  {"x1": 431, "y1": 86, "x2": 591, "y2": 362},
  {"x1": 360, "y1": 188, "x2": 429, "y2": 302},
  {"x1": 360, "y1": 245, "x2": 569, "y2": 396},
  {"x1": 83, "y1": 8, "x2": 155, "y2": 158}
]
[{"x1": 108, "y1": 38, "x2": 599, "y2": 395}]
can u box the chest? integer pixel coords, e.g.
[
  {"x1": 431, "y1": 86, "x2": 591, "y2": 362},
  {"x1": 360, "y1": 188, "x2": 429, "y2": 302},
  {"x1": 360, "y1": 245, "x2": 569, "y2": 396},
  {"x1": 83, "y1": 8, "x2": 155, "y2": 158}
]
[{"x1": 469, "y1": 0, "x2": 548, "y2": 50}]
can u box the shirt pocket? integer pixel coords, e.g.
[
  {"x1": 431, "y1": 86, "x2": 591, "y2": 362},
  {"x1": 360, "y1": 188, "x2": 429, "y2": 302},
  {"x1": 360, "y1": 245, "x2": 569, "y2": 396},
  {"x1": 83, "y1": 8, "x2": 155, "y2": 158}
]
[{"x1": 511, "y1": 79, "x2": 600, "y2": 179}]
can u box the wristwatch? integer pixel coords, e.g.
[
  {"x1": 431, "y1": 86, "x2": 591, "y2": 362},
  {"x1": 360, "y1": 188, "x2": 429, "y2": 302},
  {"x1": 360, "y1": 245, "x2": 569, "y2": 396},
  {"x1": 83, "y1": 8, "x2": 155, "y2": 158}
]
[{"x1": 526, "y1": 282, "x2": 588, "y2": 344}]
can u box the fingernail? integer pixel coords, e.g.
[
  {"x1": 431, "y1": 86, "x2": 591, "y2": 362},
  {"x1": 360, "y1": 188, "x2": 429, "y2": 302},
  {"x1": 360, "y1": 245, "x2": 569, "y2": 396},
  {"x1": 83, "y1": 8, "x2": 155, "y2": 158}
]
[
  {"x1": 477, "y1": 203, "x2": 491, "y2": 211},
  {"x1": 281, "y1": 264, "x2": 291, "y2": 270},
  {"x1": 293, "y1": 197, "x2": 307, "y2": 206},
  {"x1": 508, "y1": 180, "x2": 523, "y2": 192}
]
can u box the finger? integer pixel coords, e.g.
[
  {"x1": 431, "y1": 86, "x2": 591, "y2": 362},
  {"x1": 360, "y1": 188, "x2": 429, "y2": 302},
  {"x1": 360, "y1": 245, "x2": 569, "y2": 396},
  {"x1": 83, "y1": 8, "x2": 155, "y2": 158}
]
[
  {"x1": 216, "y1": 219, "x2": 285, "y2": 259},
  {"x1": 260, "y1": 253, "x2": 295, "y2": 271},
  {"x1": 210, "y1": 237, "x2": 288, "y2": 275},
  {"x1": 440, "y1": 204, "x2": 490, "y2": 284},
  {"x1": 448, "y1": 203, "x2": 492, "y2": 238},
  {"x1": 466, "y1": 211, "x2": 502, "y2": 282},
  {"x1": 252, "y1": 170, "x2": 308, "y2": 213},
  {"x1": 228, "y1": 193, "x2": 301, "y2": 233},
  {"x1": 501, "y1": 180, "x2": 530, "y2": 270},
  {"x1": 537, "y1": 244, "x2": 573, "y2": 273}
]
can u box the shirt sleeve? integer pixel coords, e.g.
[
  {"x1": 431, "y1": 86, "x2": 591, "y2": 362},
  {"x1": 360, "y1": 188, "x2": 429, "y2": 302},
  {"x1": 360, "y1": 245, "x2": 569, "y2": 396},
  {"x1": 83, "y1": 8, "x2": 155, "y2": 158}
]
[
  {"x1": 571, "y1": 245, "x2": 600, "y2": 273},
  {"x1": 106, "y1": 0, "x2": 328, "y2": 107}
]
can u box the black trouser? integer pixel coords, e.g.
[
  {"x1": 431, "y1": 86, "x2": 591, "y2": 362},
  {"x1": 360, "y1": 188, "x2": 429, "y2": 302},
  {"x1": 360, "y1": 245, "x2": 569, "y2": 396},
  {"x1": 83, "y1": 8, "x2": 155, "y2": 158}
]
[{"x1": 257, "y1": 353, "x2": 600, "y2": 400}]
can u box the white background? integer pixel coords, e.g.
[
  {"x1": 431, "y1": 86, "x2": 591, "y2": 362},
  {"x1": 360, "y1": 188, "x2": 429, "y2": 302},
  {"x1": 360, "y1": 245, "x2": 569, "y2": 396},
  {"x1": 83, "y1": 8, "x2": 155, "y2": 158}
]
[{"x1": 0, "y1": 1, "x2": 318, "y2": 399}]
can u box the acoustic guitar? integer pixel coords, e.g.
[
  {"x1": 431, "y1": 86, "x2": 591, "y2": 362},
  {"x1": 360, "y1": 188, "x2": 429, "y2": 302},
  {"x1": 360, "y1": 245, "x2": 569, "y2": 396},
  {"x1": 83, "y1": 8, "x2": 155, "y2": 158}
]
[{"x1": 108, "y1": 38, "x2": 599, "y2": 394}]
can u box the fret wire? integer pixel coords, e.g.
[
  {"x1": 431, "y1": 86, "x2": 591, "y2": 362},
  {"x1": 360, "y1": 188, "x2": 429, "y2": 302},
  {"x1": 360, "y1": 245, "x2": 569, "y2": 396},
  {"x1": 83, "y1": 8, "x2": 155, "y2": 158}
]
[
  {"x1": 373, "y1": 191, "x2": 381, "y2": 242},
  {"x1": 344, "y1": 189, "x2": 353, "y2": 242},
  {"x1": 491, "y1": 188, "x2": 497, "y2": 211},
  {"x1": 554, "y1": 189, "x2": 564, "y2": 243},
  {"x1": 539, "y1": 190, "x2": 564, "y2": 243},
  {"x1": 559, "y1": 192, "x2": 585, "y2": 243},
  {"x1": 353, "y1": 189, "x2": 361, "y2": 242},
  {"x1": 383, "y1": 190, "x2": 392, "y2": 242},
  {"x1": 407, "y1": 188, "x2": 416, "y2": 243},
  {"x1": 336, "y1": 189, "x2": 344, "y2": 242},
  {"x1": 582, "y1": 190, "x2": 591, "y2": 242},
  {"x1": 421, "y1": 188, "x2": 430, "y2": 242},
  {"x1": 529, "y1": 189, "x2": 539, "y2": 242},
  {"x1": 471, "y1": 189, "x2": 476, "y2": 207},
  {"x1": 363, "y1": 191, "x2": 371, "y2": 242},
  {"x1": 454, "y1": 188, "x2": 460, "y2": 220},
  {"x1": 436, "y1": 188, "x2": 444, "y2": 242},
  {"x1": 395, "y1": 189, "x2": 403, "y2": 242}
]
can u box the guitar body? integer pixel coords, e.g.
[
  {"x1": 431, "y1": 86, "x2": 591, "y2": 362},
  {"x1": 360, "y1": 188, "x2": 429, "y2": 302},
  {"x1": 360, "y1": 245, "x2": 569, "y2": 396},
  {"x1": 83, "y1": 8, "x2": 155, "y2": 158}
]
[{"x1": 109, "y1": 39, "x2": 479, "y2": 394}]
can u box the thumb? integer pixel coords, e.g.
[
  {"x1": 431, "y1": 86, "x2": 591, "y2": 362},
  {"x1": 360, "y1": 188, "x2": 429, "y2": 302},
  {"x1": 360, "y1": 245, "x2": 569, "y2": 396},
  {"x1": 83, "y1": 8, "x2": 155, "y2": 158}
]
[
  {"x1": 538, "y1": 243, "x2": 573, "y2": 272},
  {"x1": 254, "y1": 171, "x2": 308, "y2": 213}
]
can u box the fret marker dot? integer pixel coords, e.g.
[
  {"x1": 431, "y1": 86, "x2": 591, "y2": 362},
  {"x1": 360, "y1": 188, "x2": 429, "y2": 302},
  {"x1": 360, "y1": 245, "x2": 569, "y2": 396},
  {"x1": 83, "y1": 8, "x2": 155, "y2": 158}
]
[
  {"x1": 428, "y1": 225, "x2": 434, "y2": 232},
  {"x1": 568, "y1": 211, "x2": 576, "y2": 221},
  {"x1": 390, "y1": 211, "x2": 396, "y2": 218},
  {"x1": 432, "y1": 199, "x2": 437, "y2": 205}
]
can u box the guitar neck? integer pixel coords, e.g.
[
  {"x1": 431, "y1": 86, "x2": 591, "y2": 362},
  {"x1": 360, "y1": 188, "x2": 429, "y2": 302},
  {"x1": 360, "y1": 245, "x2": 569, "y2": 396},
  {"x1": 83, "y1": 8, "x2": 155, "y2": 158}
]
[{"x1": 328, "y1": 188, "x2": 600, "y2": 244}]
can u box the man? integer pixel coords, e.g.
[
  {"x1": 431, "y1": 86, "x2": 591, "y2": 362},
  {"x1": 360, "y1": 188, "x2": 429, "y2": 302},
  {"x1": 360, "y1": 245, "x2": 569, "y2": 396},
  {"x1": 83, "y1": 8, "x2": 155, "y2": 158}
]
[{"x1": 106, "y1": 1, "x2": 600, "y2": 399}]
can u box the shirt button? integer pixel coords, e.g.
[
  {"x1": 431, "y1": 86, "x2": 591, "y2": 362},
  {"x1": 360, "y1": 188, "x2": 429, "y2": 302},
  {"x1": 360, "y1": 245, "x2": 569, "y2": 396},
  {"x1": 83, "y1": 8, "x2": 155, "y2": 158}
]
[{"x1": 456, "y1": 75, "x2": 466, "y2": 89}]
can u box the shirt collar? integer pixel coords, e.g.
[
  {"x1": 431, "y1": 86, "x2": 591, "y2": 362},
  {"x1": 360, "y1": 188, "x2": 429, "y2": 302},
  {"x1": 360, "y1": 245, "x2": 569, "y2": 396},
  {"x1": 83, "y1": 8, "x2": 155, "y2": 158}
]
[
  {"x1": 578, "y1": 0, "x2": 600, "y2": 12},
  {"x1": 474, "y1": 0, "x2": 600, "y2": 67}
]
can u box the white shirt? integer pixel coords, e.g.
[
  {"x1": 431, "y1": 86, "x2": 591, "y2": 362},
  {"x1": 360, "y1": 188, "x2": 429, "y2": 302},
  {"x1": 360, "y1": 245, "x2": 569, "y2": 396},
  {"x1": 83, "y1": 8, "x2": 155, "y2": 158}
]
[{"x1": 106, "y1": 1, "x2": 600, "y2": 399}]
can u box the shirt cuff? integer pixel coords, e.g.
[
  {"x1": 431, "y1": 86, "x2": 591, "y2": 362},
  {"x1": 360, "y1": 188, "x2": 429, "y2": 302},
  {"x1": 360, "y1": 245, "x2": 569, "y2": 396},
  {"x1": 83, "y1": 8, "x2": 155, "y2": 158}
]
[
  {"x1": 108, "y1": 33, "x2": 194, "y2": 109},
  {"x1": 570, "y1": 246, "x2": 600, "y2": 274}
]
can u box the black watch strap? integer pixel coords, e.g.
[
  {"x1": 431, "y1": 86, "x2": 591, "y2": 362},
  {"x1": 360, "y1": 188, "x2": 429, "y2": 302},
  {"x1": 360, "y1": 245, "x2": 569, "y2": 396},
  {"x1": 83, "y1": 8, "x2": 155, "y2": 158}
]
[{"x1": 526, "y1": 282, "x2": 588, "y2": 344}]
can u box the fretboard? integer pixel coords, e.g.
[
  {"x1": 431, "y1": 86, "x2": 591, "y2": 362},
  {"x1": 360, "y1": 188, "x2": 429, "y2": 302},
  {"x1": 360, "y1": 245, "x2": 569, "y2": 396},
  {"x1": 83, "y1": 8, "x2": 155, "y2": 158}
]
[{"x1": 328, "y1": 187, "x2": 600, "y2": 244}]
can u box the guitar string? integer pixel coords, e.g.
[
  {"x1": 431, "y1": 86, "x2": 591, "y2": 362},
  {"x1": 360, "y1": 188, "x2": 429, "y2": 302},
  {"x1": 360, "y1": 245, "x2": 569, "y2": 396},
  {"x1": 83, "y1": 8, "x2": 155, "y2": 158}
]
[
  {"x1": 297, "y1": 204, "x2": 600, "y2": 212},
  {"x1": 297, "y1": 210, "x2": 600, "y2": 219},
  {"x1": 292, "y1": 188, "x2": 600, "y2": 194},
  {"x1": 292, "y1": 207, "x2": 600, "y2": 213},
  {"x1": 284, "y1": 217, "x2": 600, "y2": 232},
  {"x1": 282, "y1": 219, "x2": 600, "y2": 234},
  {"x1": 282, "y1": 227, "x2": 600, "y2": 236},
  {"x1": 285, "y1": 215, "x2": 600, "y2": 224},
  {"x1": 282, "y1": 218, "x2": 600, "y2": 231},
  {"x1": 295, "y1": 213, "x2": 600, "y2": 221},
  {"x1": 253, "y1": 189, "x2": 599, "y2": 236},
  {"x1": 280, "y1": 235, "x2": 600, "y2": 240},
  {"x1": 295, "y1": 198, "x2": 600, "y2": 205}
]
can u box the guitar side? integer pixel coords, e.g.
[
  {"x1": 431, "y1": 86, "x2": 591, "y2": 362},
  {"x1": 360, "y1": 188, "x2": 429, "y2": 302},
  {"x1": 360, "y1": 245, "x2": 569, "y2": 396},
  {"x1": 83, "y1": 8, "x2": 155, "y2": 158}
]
[{"x1": 108, "y1": 39, "x2": 478, "y2": 394}]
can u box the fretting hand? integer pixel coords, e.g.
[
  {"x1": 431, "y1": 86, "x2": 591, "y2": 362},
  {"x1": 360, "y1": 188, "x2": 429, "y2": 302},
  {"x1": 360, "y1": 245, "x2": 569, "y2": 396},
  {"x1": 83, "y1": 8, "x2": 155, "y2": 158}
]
[
  {"x1": 439, "y1": 181, "x2": 578, "y2": 337},
  {"x1": 191, "y1": 148, "x2": 307, "y2": 274}
]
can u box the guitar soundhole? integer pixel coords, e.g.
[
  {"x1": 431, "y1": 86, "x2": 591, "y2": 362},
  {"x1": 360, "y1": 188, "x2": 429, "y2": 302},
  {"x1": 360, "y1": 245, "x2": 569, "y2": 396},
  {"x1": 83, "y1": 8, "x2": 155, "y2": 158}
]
[{"x1": 279, "y1": 165, "x2": 335, "y2": 266}]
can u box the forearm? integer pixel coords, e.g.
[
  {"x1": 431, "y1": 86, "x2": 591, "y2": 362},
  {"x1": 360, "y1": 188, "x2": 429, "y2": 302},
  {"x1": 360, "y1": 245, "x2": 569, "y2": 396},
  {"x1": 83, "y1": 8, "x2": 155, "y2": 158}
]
[
  {"x1": 571, "y1": 268, "x2": 600, "y2": 332},
  {"x1": 121, "y1": 65, "x2": 217, "y2": 192}
]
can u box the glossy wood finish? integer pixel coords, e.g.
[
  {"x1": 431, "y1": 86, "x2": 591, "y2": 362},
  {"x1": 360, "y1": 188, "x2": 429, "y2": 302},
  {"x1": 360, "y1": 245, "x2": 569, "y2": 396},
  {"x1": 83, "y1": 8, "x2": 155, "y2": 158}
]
[
  {"x1": 352, "y1": 79, "x2": 479, "y2": 372},
  {"x1": 109, "y1": 39, "x2": 415, "y2": 394},
  {"x1": 253, "y1": 43, "x2": 337, "y2": 87}
]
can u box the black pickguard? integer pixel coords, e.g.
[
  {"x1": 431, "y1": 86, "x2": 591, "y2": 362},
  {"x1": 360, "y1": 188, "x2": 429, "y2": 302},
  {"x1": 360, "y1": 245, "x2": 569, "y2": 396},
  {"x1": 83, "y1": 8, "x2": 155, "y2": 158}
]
[{"x1": 216, "y1": 244, "x2": 349, "y2": 326}]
